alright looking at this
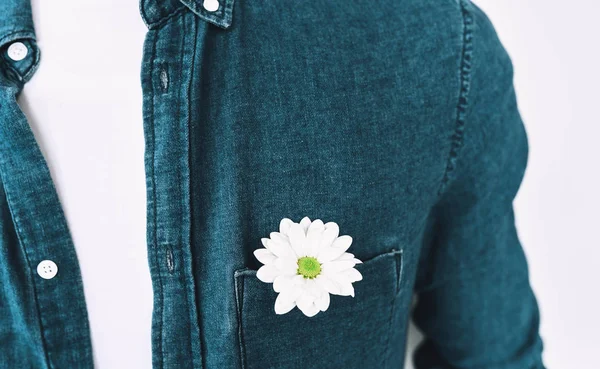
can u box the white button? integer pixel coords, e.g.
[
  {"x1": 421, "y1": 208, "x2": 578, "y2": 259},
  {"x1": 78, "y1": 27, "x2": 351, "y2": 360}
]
[
  {"x1": 203, "y1": 0, "x2": 219, "y2": 12},
  {"x1": 37, "y1": 260, "x2": 58, "y2": 280},
  {"x1": 7, "y1": 42, "x2": 28, "y2": 61}
]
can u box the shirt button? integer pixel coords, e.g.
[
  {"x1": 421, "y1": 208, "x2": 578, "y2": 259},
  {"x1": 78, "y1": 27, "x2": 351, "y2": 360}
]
[
  {"x1": 37, "y1": 260, "x2": 58, "y2": 280},
  {"x1": 203, "y1": 0, "x2": 219, "y2": 12},
  {"x1": 7, "y1": 42, "x2": 28, "y2": 61}
]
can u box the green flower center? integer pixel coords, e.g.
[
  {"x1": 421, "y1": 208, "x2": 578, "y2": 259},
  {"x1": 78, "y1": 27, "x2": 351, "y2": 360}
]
[{"x1": 297, "y1": 256, "x2": 322, "y2": 279}]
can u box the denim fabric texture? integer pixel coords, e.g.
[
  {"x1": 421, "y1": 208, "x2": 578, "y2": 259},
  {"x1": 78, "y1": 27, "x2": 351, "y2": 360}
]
[{"x1": 1, "y1": 0, "x2": 545, "y2": 368}]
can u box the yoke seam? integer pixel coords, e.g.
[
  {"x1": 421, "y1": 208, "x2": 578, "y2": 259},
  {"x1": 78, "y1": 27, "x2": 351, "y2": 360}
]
[{"x1": 437, "y1": 0, "x2": 474, "y2": 196}]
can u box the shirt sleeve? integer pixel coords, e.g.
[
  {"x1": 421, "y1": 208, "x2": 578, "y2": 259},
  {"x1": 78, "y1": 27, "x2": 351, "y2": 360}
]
[{"x1": 411, "y1": 2, "x2": 545, "y2": 368}]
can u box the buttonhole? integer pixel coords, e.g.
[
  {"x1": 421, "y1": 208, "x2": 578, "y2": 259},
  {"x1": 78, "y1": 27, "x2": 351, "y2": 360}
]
[
  {"x1": 159, "y1": 64, "x2": 169, "y2": 93},
  {"x1": 166, "y1": 246, "x2": 175, "y2": 274}
]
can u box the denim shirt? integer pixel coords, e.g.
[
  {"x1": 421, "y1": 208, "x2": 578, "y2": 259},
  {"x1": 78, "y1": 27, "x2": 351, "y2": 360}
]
[{"x1": 0, "y1": 0, "x2": 545, "y2": 368}]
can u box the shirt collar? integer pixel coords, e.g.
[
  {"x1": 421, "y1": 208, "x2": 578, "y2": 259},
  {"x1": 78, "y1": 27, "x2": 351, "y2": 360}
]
[
  {"x1": 140, "y1": 0, "x2": 235, "y2": 30},
  {"x1": 0, "y1": 0, "x2": 39, "y2": 84}
]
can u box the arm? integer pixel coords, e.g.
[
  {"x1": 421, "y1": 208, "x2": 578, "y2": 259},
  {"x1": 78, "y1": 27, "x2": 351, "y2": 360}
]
[{"x1": 412, "y1": 2, "x2": 545, "y2": 368}]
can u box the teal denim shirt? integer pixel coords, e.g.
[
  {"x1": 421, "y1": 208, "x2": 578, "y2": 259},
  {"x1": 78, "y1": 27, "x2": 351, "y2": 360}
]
[{"x1": 0, "y1": 0, "x2": 545, "y2": 368}]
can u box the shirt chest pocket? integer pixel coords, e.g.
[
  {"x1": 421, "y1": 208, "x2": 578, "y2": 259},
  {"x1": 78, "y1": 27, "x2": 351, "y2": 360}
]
[{"x1": 233, "y1": 249, "x2": 403, "y2": 369}]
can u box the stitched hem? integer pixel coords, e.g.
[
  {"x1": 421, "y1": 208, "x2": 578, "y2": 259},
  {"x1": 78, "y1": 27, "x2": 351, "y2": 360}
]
[{"x1": 437, "y1": 0, "x2": 474, "y2": 196}]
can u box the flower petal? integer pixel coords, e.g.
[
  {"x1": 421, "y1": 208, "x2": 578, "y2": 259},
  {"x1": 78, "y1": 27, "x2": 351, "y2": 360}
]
[
  {"x1": 299, "y1": 216, "x2": 312, "y2": 234},
  {"x1": 315, "y1": 291, "x2": 330, "y2": 312},
  {"x1": 306, "y1": 219, "x2": 325, "y2": 239},
  {"x1": 267, "y1": 239, "x2": 294, "y2": 259},
  {"x1": 297, "y1": 293, "x2": 319, "y2": 317},
  {"x1": 275, "y1": 256, "x2": 299, "y2": 276},
  {"x1": 331, "y1": 235, "x2": 353, "y2": 251},
  {"x1": 317, "y1": 235, "x2": 353, "y2": 263},
  {"x1": 253, "y1": 248, "x2": 276, "y2": 265},
  {"x1": 316, "y1": 247, "x2": 338, "y2": 263},
  {"x1": 256, "y1": 264, "x2": 279, "y2": 283},
  {"x1": 337, "y1": 252, "x2": 354, "y2": 261},
  {"x1": 287, "y1": 223, "x2": 306, "y2": 256},
  {"x1": 279, "y1": 218, "x2": 294, "y2": 236},
  {"x1": 270, "y1": 232, "x2": 289, "y2": 245},
  {"x1": 274, "y1": 297, "x2": 296, "y2": 315},
  {"x1": 316, "y1": 275, "x2": 342, "y2": 295},
  {"x1": 305, "y1": 219, "x2": 325, "y2": 256},
  {"x1": 292, "y1": 274, "x2": 306, "y2": 286},
  {"x1": 303, "y1": 305, "x2": 320, "y2": 317},
  {"x1": 322, "y1": 260, "x2": 356, "y2": 274},
  {"x1": 303, "y1": 278, "x2": 324, "y2": 298},
  {"x1": 273, "y1": 275, "x2": 294, "y2": 293},
  {"x1": 274, "y1": 287, "x2": 302, "y2": 315},
  {"x1": 328, "y1": 273, "x2": 356, "y2": 297},
  {"x1": 319, "y1": 222, "x2": 339, "y2": 249},
  {"x1": 341, "y1": 267, "x2": 363, "y2": 283},
  {"x1": 341, "y1": 282, "x2": 355, "y2": 297}
]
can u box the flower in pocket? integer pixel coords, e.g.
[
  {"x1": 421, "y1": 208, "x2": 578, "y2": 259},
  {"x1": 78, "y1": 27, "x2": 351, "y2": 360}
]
[{"x1": 254, "y1": 217, "x2": 362, "y2": 317}]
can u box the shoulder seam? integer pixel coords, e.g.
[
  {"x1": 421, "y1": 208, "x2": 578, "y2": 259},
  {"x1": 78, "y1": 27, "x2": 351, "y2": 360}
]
[{"x1": 437, "y1": 0, "x2": 474, "y2": 196}]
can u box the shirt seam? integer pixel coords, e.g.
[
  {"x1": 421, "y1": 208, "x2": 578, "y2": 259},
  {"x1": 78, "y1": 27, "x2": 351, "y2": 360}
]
[
  {"x1": 177, "y1": 12, "x2": 201, "y2": 369},
  {"x1": 437, "y1": 0, "x2": 474, "y2": 197},
  {"x1": 184, "y1": 15, "x2": 204, "y2": 369}
]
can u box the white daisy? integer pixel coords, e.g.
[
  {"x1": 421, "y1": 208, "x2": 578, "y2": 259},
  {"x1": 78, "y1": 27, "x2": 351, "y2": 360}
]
[{"x1": 254, "y1": 217, "x2": 363, "y2": 317}]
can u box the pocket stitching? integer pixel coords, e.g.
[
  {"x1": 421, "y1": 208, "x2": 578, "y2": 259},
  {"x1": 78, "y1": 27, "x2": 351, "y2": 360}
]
[
  {"x1": 384, "y1": 248, "x2": 403, "y2": 368},
  {"x1": 393, "y1": 249, "x2": 404, "y2": 297},
  {"x1": 234, "y1": 270, "x2": 247, "y2": 369}
]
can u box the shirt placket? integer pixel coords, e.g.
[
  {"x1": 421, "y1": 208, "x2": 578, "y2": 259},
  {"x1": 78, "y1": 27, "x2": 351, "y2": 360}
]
[
  {"x1": 140, "y1": 0, "x2": 236, "y2": 366},
  {"x1": 141, "y1": 8, "x2": 202, "y2": 369}
]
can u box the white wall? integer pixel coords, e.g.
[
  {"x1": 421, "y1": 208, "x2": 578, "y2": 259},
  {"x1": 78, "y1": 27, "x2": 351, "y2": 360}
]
[{"x1": 406, "y1": 1, "x2": 600, "y2": 367}]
